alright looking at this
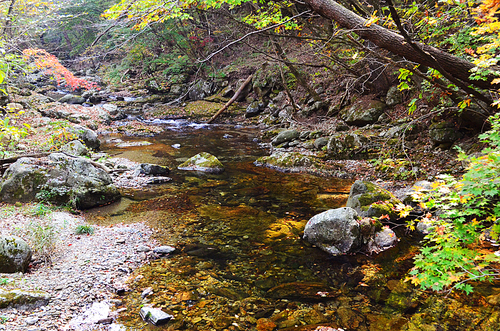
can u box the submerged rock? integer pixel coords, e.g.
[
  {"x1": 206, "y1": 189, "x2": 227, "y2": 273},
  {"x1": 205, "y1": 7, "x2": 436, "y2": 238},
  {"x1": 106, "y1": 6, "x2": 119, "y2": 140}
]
[
  {"x1": 178, "y1": 152, "x2": 224, "y2": 174},
  {"x1": 0, "y1": 236, "x2": 32, "y2": 273},
  {"x1": 140, "y1": 307, "x2": 173, "y2": 326}
]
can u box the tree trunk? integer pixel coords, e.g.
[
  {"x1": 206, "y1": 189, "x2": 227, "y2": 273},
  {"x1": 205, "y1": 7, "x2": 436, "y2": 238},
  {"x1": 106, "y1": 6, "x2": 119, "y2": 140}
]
[{"x1": 304, "y1": 0, "x2": 497, "y2": 90}]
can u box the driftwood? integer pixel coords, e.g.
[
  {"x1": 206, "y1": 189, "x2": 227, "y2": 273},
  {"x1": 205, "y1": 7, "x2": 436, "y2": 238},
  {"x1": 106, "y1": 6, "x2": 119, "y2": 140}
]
[
  {"x1": 0, "y1": 153, "x2": 50, "y2": 166},
  {"x1": 207, "y1": 74, "x2": 253, "y2": 124}
]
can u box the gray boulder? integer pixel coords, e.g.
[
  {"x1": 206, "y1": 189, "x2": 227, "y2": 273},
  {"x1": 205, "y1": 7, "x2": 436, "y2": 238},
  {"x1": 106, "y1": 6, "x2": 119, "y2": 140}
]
[
  {"x1": 178, "y1": 152, "x2": 224, "y2": 174},
  {"x1": 0, "y1": 236, "x2": 32, "y2": 273},
  {"x1": 0, "y1": 153, "x2": 120, "y2": 209},
  {"x1": 386, "y1": 86, "x2": 402, "y2": 106},
  {"x1": 67, "y1": 125, "x2": 100, "y2": 150},
  {"x1": 271, "y1": 129, "x2": 300, "y2": 146},
  {"x1": 135, "y1": 163, "x2": 170, "y2": 176},
  {"x1": 0, "y1": 289, "x2": 50, "y2": 309},
  {"x1": 60, "y1": 140, "x2": 89, "y2": 157},
  {"x1": 245, "y1": 101, "x2": 267, "y2": 118},
  {"x1": 188, "y1": 80, "x2": 215, "y2": 101},
  {"x1": 340, "y1": 99, "x2": 386, "y2": 126},
  {"x1": 59, "y1": 94, "x2": 86, "y2": 105},
  {"x1": 429, "y1": 121, "x2": 462, "y2": 147},
  {"x1": 303, "y1": 207, "x2": 398, "y2": 256},
  {"x1": 303, "y1": 207, "x2": 361, "y2": 255}
]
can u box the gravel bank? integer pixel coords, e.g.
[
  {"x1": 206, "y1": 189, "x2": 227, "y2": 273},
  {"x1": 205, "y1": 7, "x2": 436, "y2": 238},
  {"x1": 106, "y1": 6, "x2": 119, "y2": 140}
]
[{"x1": 0, "y1": 207, "x2": 160, "y2": 330}]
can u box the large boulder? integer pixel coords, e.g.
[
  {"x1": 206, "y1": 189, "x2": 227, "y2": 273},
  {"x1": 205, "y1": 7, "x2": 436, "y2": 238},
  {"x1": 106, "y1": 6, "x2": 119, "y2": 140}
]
[
  {"x1": 0, "y1": 236, "x2": 32, "y2": 273},
  {"x1": 346, "y1": 180, "x2": 402, "y2": 220},
  {"x1": 188, "y1": 80, "x2": 215, "y2": 101},
  {"x1": 303, "y1": 207, "x2": 397, "y2": 255},
  {"x1": 303, "y1": 207, "x2": 361, "y2": 255},
  {"x1": 178, "y1": 152, "x2": 224, "y2": 174},
  {"x1": 429, "y1": 121, "x2": 462, "y2": 147},
  {"x1": 0, "y1": 153, "x2": 120, "y2": 209},
  {"x1": 340, "y1": 99, "x2": 386, "y2": 126}
]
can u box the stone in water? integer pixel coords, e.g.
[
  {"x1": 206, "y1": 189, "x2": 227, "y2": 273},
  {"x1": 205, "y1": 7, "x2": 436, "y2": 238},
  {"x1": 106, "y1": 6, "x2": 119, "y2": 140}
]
[{"x1": 140, "y1": 307, "x2": 173, "y2": 326}]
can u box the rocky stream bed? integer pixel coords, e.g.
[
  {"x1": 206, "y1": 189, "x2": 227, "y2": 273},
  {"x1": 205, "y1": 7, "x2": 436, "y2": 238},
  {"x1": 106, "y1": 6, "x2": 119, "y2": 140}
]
[{"x1": 0, "y1": 71, "x2": 498, "y2": 331}]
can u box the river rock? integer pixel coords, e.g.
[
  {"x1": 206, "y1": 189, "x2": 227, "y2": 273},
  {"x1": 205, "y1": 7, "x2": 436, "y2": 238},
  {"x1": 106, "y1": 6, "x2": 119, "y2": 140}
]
[
  {"x1": 271, "y1": 129, "x2": 300, "y2": 146},
  {"x1": 134, "y1": 163, "x2": 170, "y2": 176},
  {"x1": 0, "y1": 289, "x2": 50, "y2": 309},
  {"x1": 61, "y1": 140, "x2": 89, "y2": 157},
  {"x1": 245, "y1": 101, "x2": 267, "y2": 118},
  {"x1": 153, "y1": 246, "x2": 176, "y2": 255},
  {"x1": 0, "y1": 236, "x2": 32, "y2": 273},
  {"x1": 340, "y1": 99, "x2": 386, "y2": 126},
  {"x1": 140, "y1": 307, "x2": 173, "y2": 326},
  {"x1": 188, "y1": 79, "x2": 215, "y2": 101},
  {"x1": 346, "y1": 180, "x2": 402, "y2": 220},
  {"x1": 67, "y1": 125, "x2": 100, "y2": 150},
  {"x1": 303, "y1": 207, "x2": 361, "y2": 255},
  {"x1": 178, "y1": 152, "x2": 224, "y2": 174},
  {"x1": 303, "y1": 207, "x2": 397, "y2": 255},
  {"x1": 59, "y1": 94, "x2": 86, "y2": 104},
  {"x1": 0, "y1": 153, "x2": 120, "y2": 209}
]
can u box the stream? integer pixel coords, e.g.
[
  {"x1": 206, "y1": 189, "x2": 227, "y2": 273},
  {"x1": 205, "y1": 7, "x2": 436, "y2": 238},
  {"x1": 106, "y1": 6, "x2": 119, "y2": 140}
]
[{"x1": 85, "y1": 120, "x2": 498, "y2": 331}]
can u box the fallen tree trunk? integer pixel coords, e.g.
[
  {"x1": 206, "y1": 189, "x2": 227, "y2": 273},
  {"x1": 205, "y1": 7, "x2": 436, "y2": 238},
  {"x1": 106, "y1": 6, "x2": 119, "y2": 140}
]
[
  {"x1": 207, "y1": 74, "x2": 253, "y2": 124},
  {"x1": 304, "y1": 0, "x2": 497, "y2": 91}
]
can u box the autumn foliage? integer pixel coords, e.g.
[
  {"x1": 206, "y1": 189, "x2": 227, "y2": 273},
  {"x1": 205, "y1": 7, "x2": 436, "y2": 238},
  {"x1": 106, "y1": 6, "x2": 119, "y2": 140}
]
[{"x1": 22, "y1": 49, "x2": 97, "y2": 91}]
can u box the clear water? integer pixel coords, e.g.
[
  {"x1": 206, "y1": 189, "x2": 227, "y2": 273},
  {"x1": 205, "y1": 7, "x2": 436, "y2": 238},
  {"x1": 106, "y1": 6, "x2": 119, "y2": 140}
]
[{"x1": 87, "y1": 121, "x2": 498, "y2": 331}]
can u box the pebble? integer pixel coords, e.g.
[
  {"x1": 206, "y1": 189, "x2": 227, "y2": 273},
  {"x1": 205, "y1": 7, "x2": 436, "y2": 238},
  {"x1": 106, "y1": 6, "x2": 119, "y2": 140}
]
[{"x1": 0, "y1": 211, "x2": 157, "y2": 331}]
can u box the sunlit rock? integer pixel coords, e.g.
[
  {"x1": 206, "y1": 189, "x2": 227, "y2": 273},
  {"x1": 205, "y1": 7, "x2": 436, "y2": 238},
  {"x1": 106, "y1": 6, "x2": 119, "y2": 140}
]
[{"x1": 178, "y1": 152, "x2": 224, "y2": 174}]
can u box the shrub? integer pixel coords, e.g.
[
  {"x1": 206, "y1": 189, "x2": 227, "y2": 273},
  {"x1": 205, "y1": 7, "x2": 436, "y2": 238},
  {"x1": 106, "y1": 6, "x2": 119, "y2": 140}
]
[{"x1": 407, "y1": 113, "x2": 500, "y2": 294}]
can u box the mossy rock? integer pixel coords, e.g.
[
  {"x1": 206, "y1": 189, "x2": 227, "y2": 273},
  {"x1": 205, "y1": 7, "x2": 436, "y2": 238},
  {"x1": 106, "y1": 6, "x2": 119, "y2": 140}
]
[
  {"x1": 346, "y1": 180, "x2": 402, "y2": 220},
  {"x1": 0, "y1": 236, "x2": 32, "y2": 273},
  {"x1": 178, "y1": 152, "x2": 224, "y2": 174},
  {"x1": 0, "y1": 289, "x2": 50, "y2": 309}
]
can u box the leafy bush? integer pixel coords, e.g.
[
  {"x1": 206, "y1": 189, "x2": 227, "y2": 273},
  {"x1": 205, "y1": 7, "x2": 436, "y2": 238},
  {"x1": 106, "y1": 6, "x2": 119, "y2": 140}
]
[{"x1": 407, "y1": 114, "x2": 500, "y2": 294}]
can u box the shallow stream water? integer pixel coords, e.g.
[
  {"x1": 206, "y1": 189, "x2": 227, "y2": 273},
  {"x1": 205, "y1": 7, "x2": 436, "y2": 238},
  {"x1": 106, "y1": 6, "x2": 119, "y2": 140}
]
[{"x1": 87, "y1": 121, "x2": 500, "y2": 331}]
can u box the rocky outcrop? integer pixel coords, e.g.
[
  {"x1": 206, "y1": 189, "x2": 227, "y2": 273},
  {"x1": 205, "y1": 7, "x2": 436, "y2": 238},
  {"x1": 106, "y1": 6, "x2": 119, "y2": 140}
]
[
  {"x1": 0, "y1": 236, "x2": 32, "y2": 273},
  {"x1": 346, "y1": 180, "x2": 402, "y2": 220},
  {"x1": 0, "y1": 153, "x2": 120, "y2": 209},
  {"x1": 178, "y1": 152, "x2": 224, "y2": 174},
  {"x1": 303, "y1": 207, "x2": 397, "y2": 255}
]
